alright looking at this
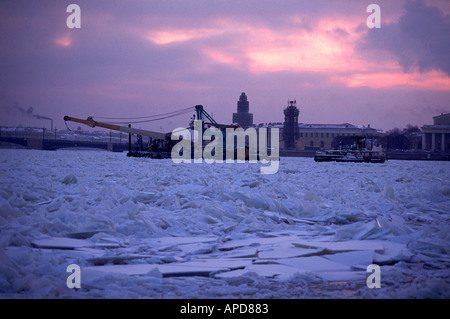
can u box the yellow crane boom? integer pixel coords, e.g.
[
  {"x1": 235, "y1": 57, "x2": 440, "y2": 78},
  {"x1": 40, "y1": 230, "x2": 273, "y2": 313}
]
[{"x1": 63, "y1": 116, "x2": 169, "y2": 140}]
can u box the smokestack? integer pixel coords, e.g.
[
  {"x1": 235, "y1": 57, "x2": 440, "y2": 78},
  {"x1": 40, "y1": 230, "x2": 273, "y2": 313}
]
[{"x1": 13, "y1": 103, "x2": 53, "y2": 130}]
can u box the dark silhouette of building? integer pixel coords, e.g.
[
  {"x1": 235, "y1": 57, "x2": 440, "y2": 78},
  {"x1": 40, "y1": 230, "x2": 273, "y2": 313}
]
[
  {"x1": 282, "y1": 100, "x2": 299, "y2": 149},
  {"x1": 232, "y1": 92, "x2": 254, "y2": 128}
]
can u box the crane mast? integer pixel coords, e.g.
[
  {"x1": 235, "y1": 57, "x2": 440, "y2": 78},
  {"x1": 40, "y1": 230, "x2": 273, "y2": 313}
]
[{"x1": 63, "y1": 105, "x2": 239, "y2": 159}]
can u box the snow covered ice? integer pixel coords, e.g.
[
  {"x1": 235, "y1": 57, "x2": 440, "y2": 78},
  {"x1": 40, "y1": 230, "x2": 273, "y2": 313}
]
[{"x1": 0, "y1": 149, "x2": 449, "y2": 298}]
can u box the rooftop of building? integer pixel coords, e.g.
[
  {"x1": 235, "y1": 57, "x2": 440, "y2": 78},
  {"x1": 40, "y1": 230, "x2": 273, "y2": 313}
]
[
  {"x1": 257, "y1": 122, "x2": 382, "y2": 132},
  {"x1": 433, "y1": 112, "x2": 450, "y2": 120}
]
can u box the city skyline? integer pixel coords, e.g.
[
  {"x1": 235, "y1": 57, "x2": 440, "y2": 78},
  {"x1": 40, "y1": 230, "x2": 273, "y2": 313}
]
[{"x1": 1, "y1": 0, "x2": 449, "y2": 133}]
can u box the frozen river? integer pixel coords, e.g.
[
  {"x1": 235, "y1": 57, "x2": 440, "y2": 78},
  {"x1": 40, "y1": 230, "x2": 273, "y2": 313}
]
[{"x1": 0, "y1": 149, "x2": 448, "y2": 298}]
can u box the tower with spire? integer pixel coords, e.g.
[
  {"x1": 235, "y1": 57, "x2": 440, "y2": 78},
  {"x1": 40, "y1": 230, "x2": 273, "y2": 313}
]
[{"x1": 232, "y1": 92, "x2": 254, "y2": 129}]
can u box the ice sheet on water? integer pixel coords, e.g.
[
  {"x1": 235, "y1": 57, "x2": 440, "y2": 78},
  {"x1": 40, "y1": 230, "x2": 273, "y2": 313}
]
[
  {"x1": 323, "y1": 250, "x2": 374, "y2": 269},
  {"x1": 0, "y1": 150, "x2": 449, "y2": 298},
  {"x1": 0, "y1": 197, "x2": 23, "y2": 219}
]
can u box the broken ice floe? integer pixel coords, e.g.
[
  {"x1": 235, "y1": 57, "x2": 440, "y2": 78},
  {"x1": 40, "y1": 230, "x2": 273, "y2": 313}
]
[
  {"x1": 26, "y1": 231, "x2": 414, "y2": 286},
  {"x1": 23, "y1": 209, "x2": 426, "y2": 285},
  {"x1": 1, "y1": 150, "x2": 449, "y2": 298}
]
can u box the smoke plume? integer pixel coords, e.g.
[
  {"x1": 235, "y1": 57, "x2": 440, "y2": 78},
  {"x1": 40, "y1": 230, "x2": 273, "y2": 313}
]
[{"x1": 12, "y1": 102, "x2": 53, "y2": 129}]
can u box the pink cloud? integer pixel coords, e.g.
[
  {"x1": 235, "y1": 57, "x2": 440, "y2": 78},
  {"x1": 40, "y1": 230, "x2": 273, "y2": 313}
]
[
  {"x1": 233, "y1": 18, "x2": 364, "y2": 74},
  {"x1": 53, "y1": 34, "x2": 72, "y2": 47},
  {"x1": 202, "y1": 48, "x2": 242, "y2": 67},
  {"x1": 144, "y1": 27, "x2": 225, "y2": 45},
  {"x1": 336, "y1": 69, "x2": 450, "y2": 91}
]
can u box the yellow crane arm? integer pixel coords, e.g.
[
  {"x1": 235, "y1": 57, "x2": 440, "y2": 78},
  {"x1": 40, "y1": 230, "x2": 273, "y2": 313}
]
[{"x1": 63, "y1": 116, "x2": 169, "y2": 140}]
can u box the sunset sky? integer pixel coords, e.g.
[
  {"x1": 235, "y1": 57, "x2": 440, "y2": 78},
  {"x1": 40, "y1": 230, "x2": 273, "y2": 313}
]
[{"x1": 1, "y1": 0, "x2": 449, "y2": 132}]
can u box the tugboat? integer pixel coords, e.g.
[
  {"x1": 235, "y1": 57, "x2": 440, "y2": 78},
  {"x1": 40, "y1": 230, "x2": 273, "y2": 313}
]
[{"x1": 314, "y1": 138, "x2": 386, "y2": 163}]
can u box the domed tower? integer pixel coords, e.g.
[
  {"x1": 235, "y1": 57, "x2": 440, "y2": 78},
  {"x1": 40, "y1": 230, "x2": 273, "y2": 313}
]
[
  {"x1": 232, "y1": 92, "x2": 254, "y2": 128},
  {"x1": 283, "y1": 100, "x2": 299, "y2": 149}
]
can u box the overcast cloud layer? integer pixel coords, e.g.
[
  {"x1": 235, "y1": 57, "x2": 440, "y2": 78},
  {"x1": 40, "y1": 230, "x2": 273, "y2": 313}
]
[{"x1": 0, "y1": 0, "x2": 449, "y2": 132}]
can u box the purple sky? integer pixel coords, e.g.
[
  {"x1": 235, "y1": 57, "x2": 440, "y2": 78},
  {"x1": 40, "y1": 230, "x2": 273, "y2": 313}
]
[{"x1": 1, "y1": 0, "x2": 449, "y2": 133}]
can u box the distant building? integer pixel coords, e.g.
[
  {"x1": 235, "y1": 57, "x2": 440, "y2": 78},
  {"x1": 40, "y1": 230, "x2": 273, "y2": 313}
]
[
  {"x1": 282, "y1": 100, "x2": 300, "y2": 149},
  {"x1": 421, "y1": 113, "x2": 450, "y2": 152},
  {"x1": 257, "y1": 99, "x2": 385, "y2": 150},
  {"x1": 297, "y1": 123, "x2": 384, "y2": 150},
  {"x1": 257, "y1": 121, "x2": 384, "y2": 150},
  {"x1": 232, "y1": 92, "x2": 254, "y2": 129}
]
